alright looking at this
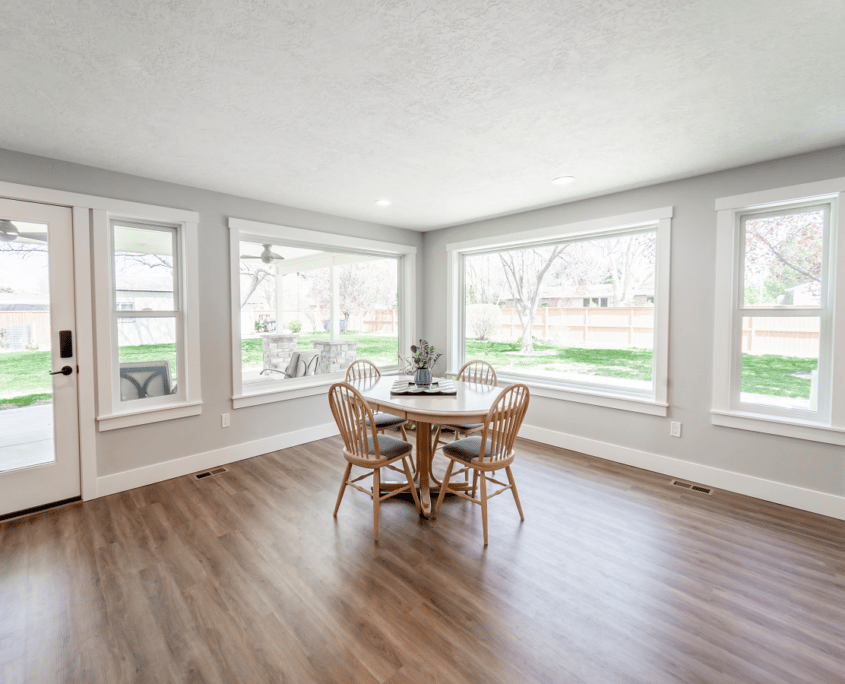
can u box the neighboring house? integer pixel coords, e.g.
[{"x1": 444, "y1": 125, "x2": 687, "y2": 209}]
[
  {"x1": 0, "y1": 295, "x2": 50, "y2": 349},
  {"x1": 501, "y1": 275, "x2": 655, "y2": 308},
  {"x1": 787, "y1": 282, "x2": 821, "y2": 306},
  {"x1": 114, "y1": 276, "x2": 176, "y2": 345},
  {"x1": 115, "y1": 275, "x2": 174, "y2": 311}
]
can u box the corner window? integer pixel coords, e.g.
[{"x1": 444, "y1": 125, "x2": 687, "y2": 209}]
[
  {"x1": 229, "y1": 218, "x2": 416, "y2": 408},
  {"x1": 713, "y1": 178, "x2": 845, "y2": 444},
  {"x1": 447, "y1": 207, "x2": 672, "y2": 415},
  {"x1": 93, "y1": 208, "x2": 201, "y2": 430}
]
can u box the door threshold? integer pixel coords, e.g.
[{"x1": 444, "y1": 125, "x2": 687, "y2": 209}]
[{"x1": 0, "y1": 496, "x2": 82, "y2": 523}]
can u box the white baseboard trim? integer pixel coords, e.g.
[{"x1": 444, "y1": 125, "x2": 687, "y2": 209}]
[
  {"x1": 519, "y1": 424, "x2": 845, "y2": 522},
  {"x1": 96, "y1": 422, "x2": 340, "y2": 498}
]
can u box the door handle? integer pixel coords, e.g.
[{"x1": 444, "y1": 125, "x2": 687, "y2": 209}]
[{"x1": 49, "y1": 366, "x2": 73, "y2": 376}]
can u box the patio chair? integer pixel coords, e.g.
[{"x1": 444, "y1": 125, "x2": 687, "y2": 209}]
[
  {"x1": 119, "y1": 360, "x2": 176, "y2": 401},
  {"x1": 260, "y1": 350, "x2": 320, "y2": 379}
]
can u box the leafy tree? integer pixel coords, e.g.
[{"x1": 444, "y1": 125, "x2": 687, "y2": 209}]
[{"x1": 743, "y1": 209, "x2": 823, "y2": 305}]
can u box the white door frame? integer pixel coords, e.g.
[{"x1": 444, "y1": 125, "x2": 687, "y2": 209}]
[{"x1": 0, "y1": 179, "x2": 196, "y2": 500}]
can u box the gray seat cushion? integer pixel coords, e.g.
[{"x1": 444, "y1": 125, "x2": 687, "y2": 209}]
[
  {"x1": 442, "y1": 436, "x2": 492, "y2": 463},
  {"x1": 366, "y1": 434, "x2": 413, "y2": 460},
  {"x1": 444, "y1": 422, "x2": 482, "y2": 431},
  {"x1": 366, "y1": 412, "x2": 408, "y2": 429}
]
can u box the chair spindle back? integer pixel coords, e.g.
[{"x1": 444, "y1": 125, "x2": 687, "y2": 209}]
[
  {"x1": 478, "y1": 384, "x2": 529, "y2": 463},
  {"x1": 328, "y1": 382, "x2": 381, "y2": 460},
  {"x1": 345, "y1": 359, "x2": 381, "y2": 382},
  {"x1": 457, "y1": 360, "x2": 497, "y2": 386}
]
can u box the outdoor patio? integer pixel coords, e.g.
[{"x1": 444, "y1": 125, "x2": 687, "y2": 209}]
[{"x1": 0, "y1": 403, "x2": 53, "y2": 472}]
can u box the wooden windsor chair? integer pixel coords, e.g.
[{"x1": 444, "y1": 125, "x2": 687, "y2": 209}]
[
  {"x1": 329, "y1": 382, "x2": 420, "y2": 542},
  {"x1": 433, "y1": 383, "x2": 529, "y2": 545},
  {"x1": 346, "y1": 360, "x2": 410, "y2": 441},
  {"x1": 431, "y1": 360, "x2": 497, "y2": 448}
]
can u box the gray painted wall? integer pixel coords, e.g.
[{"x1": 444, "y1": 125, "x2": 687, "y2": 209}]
[
  {"x1": 0, "y1": 148, "x2": 424, "y2": 477},
  {"x1": 423, "y1": 145, "x2": 845, "y2": 498}
]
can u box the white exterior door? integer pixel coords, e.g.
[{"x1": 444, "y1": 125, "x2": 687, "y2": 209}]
[{"x1": 0, "y1": 198, "x2": 80, "y2": 517}]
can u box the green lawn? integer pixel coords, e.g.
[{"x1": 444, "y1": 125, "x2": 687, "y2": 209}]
[
  {"x1": 741, "y1": 353, "x2": 818, "y2": 399},
  {"x1": 0, "y1": 338, "x2": 817, "y2": 408},
  {"x1": 0, "y1": 349, "x2": 52, "y2": 403},
  {"x1": 119, "y1": 343, "x2": 178, "y2": 378},
  {"x1": 466, "y1": 340, "x2": 654, "y2": 381},
  {"x1": 465, "y1": 339, "x2": 818, "y2": 398}
]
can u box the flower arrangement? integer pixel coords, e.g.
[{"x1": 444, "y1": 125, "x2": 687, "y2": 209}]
[{"x1": 408, "y1": 339, "x2": 441, "y2": 370}]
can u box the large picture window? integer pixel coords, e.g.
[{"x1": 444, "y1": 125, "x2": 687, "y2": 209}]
[
  {"x1": 229, "y1": 219, "x2": 416, "y2": 408},
  {"x1": 713, "y1": 178, "x2": 845, "y2": 445},
  {"x1": 447, "y1": 208, "x2": 672, "y2": 415},
  {"x1": 464, "y1": 230, "x2": 657, "y2": 392}
]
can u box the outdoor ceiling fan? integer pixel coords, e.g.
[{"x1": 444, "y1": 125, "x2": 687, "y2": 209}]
[
  {"x1": 0, "y1": 219, "x2": 47, "y2": 243},
  {"x1": 241, "y1": 243, "x2": 285, "y2": 264}
]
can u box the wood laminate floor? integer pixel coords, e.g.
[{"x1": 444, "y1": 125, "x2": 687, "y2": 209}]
[{"x1": 1, "y1": 435, "x2": 844, "y2": 684}]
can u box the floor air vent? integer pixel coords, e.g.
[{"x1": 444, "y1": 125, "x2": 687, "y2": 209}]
[
  {"x1": 671, "y1": 479, "x2": 712, "y2": 495},
  {"x1": 195, "y1": 466, "x2": 228, "y2": 480}
]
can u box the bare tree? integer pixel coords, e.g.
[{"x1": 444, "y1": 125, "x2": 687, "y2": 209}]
[
  {"x1": 465, "y1": 253, "x2": 508, "y2": 305},
  {"x1": 239, "y1": 262, "x2": 275, "y2": 308},
  {"x1": 600, "y1": 234, "x2": 656, "y2": 306},
  {"x1": 499, "y1": 246, "x2": 567, "y2": 353},
  {"x1": 0, "y1": 243, "x2": 47, "y2": 256}
]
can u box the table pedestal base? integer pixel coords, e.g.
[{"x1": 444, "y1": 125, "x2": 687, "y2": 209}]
[{"x1": 375, "y1": 421, "x2": 472, "y2": 519}]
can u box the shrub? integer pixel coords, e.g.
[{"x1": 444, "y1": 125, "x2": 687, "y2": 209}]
[
  {"x1": 466, "y1": 303, "x2": 502, "y2": 341},
  {"x1": 288, "y1": 319, "x2": 302, "y2": 333}
]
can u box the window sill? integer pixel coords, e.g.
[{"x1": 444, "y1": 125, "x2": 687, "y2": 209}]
[
  {"x1": 447, "y1": 371, "x2": 668, "y2": 416},
  {"x1": 97, "y1": 401, "x2": 203, "y2": 431},
  {"x1": 710, "y1": 409, "x2": 845, "y2": 446},
  {"x1": 233, "y1": 374, "x2": 339, "y2": 408},
  {"x1": 234, "y1": 367, "x2": 406, "y2": 409}
]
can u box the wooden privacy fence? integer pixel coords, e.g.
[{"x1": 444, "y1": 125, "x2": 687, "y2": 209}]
[
  {"x1": 363, "y1": 309, "x2": 398, "y2": 333},
  {"x1": 497, "y1": 307, "x2": 655, "y2": 349},
  {"x1": 495, "y1": 307, "x2": 821, "y2": 356},
  {"x1": 741, "y1": 316, "x2": 819, "y2": 358}
]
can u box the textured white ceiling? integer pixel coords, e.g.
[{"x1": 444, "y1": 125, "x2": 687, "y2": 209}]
[{"x1": 1, "y1": 1, "x2": 843, "y2": 230}]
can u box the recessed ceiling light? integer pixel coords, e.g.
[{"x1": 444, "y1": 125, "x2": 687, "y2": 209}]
[
  {"x1": 374, "y1": 198, "x2": 392, "y2": 207},
  {"x1": 552, "y1": 176, "x2": 575, "y2": 185}
]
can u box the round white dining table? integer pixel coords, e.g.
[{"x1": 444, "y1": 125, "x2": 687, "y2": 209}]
[{"x1": 349, "y1": 374, "x2": 504, "y2": 518}]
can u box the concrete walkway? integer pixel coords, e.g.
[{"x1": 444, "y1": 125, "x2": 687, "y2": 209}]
[{"x1": 0, "y1": 404, "x2": 54, "y2": 472}]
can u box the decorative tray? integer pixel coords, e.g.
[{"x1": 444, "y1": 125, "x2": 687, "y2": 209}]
[{"x1": 391, "y1": 378, "x2": 457, "y2": 396}]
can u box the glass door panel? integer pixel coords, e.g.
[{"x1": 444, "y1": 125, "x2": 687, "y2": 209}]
[{"x1": 0, "y1": 219, "x2": 53, "y2": 471}]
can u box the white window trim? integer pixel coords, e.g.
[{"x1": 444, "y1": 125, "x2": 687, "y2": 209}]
[
  {"x1": 228, "y1": 217, "x2": 416, "y2": 409},
  {"x1": 93, "y1": 207, "x2": 202, "y2": 431},
  {"x1": 446, "y1": 206, "x2": 672, "y2": 417},
  {"x1": 712, "y1": 176, "x2": 845, "y2": 445}
]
